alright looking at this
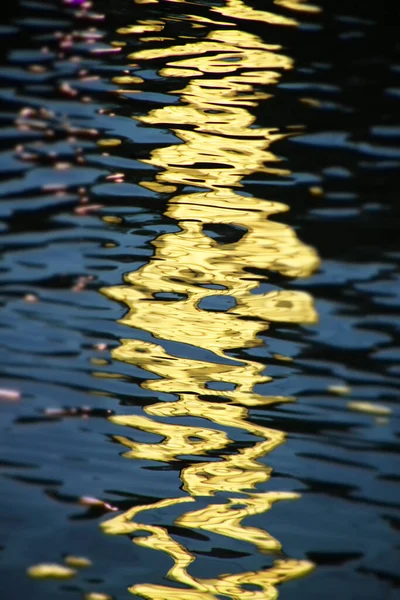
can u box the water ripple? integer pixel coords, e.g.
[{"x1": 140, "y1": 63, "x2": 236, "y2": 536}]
[{"x1": 0, "y1": 1, "x2": 399, "y2": 600}]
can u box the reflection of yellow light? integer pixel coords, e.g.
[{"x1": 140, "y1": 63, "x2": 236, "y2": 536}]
[
  {"x1": 177, "y1": 492, "x2": 300, "y2": 552},
  {"x1": 207, "y1": 29, "x2": 281, "y2": 51},
  {"x1": 140, "y1": 181, "x2": 177, "y2": 193},
  {"x1": 162, "y1": 48, "x2": 291, "y2": 73},
  {"x1": 186, "y1": 14, "x2": 234, "y2": 27},
  {"x1": 103, "y1": 200, "x2": 318, "y2": 356},
  {"x1": 131, "y1": 559, "x2": 314, "y2": 599},
  {"x1": 101, "y1": 4, "x2": 319, "y2": 599},
  {"x1": 129, "y1": 40, "x2": 240, "y2": 61},
  {"x1": 112, "y1": 76, "x2": 143, "y2": 84},
  {"x1": 110, "y1": 414, "x2": 231, "y2": 462},
  {"x1": 139, "y1": 131, "x2": 289, "y2": 189},
  {"x1": 168, "y1": 191, "x2": 319, "y2": 278},
  {"x1": 97, "y1": 138, "x2": 121, "y2": 147},
  {"x1": 130, "y1": 29, "x2": 294, "y2": 189},
  {"x1": 141, "y1": 37, "x2": 175, "y2": 43},
  {"x1": 113, "y1": 338, "x2": 290, "y2": 407},
  {"x1": 130, "y1": 29, "x2": 292, "y2": 73},
  {"x1": 104, "y1": 283, "x2": 266, "y2": 356},
  {"x1": 101, "y1": 497, "x2": 198, "y2": 589},
  {"x1": 110, "y1": 338, "x2": 291, "y2": 496},
  {"x1": 102, "y1": 496, "x2": 314, "y2": 599},
  {"x1": 274, "y1": 0, "x2": 321, "y2": 14},
  {"x1": 117, "y1": 22, "x2": 164, "y2": 35},
  {"x1": 213, "y1": 0, "x2": 298, "y2": 27},
  {"x1": 300, "y1": 97, "x2": 322, "y2": 108},
  {"x1": 182, "y1": 438, "x2": 278, "y2": 496}
]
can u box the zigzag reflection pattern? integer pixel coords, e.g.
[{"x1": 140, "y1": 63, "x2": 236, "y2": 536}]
[{"x1": 101, "y1": 2, "x2": 320, "y2": 598}]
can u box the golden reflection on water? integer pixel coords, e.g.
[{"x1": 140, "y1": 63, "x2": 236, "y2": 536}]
[
  {"x1": 101, "y1": 2, "x2": 319, "y2": 598},
  {"x1": 212, "y1": 0, "x2": 298, "y2": 27},
  {"x1": 274, "y1": 0, "x2": 321, "y2": 15}
]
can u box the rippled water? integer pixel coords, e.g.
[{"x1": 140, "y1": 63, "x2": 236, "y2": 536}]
[{"x1": 0, "y1": 1, "x2": 399, "y2": 599}]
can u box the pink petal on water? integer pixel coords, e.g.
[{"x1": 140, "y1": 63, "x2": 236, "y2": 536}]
[{"x1": 0, "y1": 389, "x2": 21, "y2": 401}]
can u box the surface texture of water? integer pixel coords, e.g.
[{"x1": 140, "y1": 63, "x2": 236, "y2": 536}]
[{"x1": 0, "y1": 1, "x2": 399, "y2": 599}]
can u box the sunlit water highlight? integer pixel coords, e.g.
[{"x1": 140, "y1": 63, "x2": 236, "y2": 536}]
[
  {"x1": 0, "y1": 1, "x2": 399, "y2": 600},
  {"x1": 100, "y1": 2, "x2": 320, "y2": 598}
]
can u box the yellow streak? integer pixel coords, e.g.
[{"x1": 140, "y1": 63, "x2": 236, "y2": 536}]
[
  {"x1": 274, "y1": 0, "x2": 321, "y2": 14},
  {"x1": 100, "y1": 5, "x2": 318, "y2": 599},
  {"x1": 213, "y1": 0, "x2": 298, "y2": 27},
  {"x1": 177, "y1": 492, "x2": 300, "y2": 552},
  {"x1": 110, "y1": 413, "x2": 231, "y2": 461}
]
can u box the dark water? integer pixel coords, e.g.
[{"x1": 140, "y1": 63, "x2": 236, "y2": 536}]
[{"x1": 0, "y1": 1, "x2": 399, "y2": 599}]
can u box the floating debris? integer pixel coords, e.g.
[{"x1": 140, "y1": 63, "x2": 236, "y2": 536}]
[
  {"x1": 84, "y1": 593, "x2": 113, "y2": 600},
  {"x1": 65, "y1": 125, "x2": 98, "y2": 138},
  {"x1": 90, "y1": 46, "x2": 121, "y2": 54},
  {"x1": 27, "y1": 563, "x2": 76, "y2": 579},
  {"x1": 97, "y1": 138, "x2": 121, "y2": 147},
  {"x1": 43, "y1": 406, "x2": 114, "y2": 419},
  {"x1": 60, "y1": 82, "x2": 79, "y2": 97},
  {"x1": 64, "y1": 555, "x2": 92, "y2": 568},
  {"x1": 20, "y1": 152, "x2": 38, "y2": 161},
  {"x1": 42, "y1": 183, "x2": 68, "y2": 193},
  {"x1": 55, "y1": 162, "x2": 72, "y2": 170},
  {"x1": 328, "y1": 384, "x2": 351, "y2": 396},
  {"x1": 105, "y1": 173, "x2": 125, "y2": 181},
  {"x1": 0, "y1": 389, "x2": 21, "y2": 402},
  {"x1": 93, "y1": 343, "x2": 108, "y2": 351},
  {"x1": 19, "y1": 108, "x2": 36, "y2": 118},
  {"x1": 74, "y1": 204, "x2": 104, "y2": 216},
  {"x1": 90, "y1": 357, "x2": 108, "y2": 366},
  {"x1": 102, "y1": 215, "x2": 122, "y2": 224},
  {"x1": 28, "y1": 64, "x2": 47, "y2": 74},
  {"x1": 347, "y1": 401, "x2": 392, "y2": 416},
  {"x1": 273, "y1": 353, "x2": 293, "y2": 362},
  {"x1": 71, "y1": 275, "x2": 94, "y2": 292},
  {"x1": 43, "y1": 408, "x2": 67, "y2": 417},
  {"x1": 309, "y1": 186, "x2": 324, "y2": 197},
  {"x1": 24, "y1": 293, "x2": 39, "y2": 303},
  {"x1": 375, "y1": 416, "x2": 390, "y2": 426},
  {"x1": 79, "y1": 496, "x2": 118, "y2": 512}
]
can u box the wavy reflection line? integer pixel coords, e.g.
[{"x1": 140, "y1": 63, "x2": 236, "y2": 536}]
[
  {"x1": 102, "y1": 495, "x2": 313, "y2": 599},
  {"x1": 274, "y1": 0, "x2": 321, "y2": 15},
  {"x1": 101, "y1": 4, "x2": 319, "y2": 599}
]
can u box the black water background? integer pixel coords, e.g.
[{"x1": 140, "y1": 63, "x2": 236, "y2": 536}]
[{"x1": 0, "y1": 1, "x2": 399, "y2": 599}]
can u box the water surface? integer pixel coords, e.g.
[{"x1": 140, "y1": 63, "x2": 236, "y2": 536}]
[{"x1": 0, "y1": 1, "x2": 399, "y2": 599}]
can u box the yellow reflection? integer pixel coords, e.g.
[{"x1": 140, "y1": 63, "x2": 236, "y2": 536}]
[
  {"x1": 111, "y1": 338, "x2": 289, "y2": 495},
  {"x1": 113, "y1": 338, "x2": 290, "y2": 406},
  {"x1": 101, "y1": 497, "x2": 198, "y2": 589},
  {"x1": 102, "y1": 496, "x2": 314, "y2": 599},
  {"x1": 110, "y1": 413, "x2": 231, "y2": 461},
  {"x1": 213, "y1": 0, "x2": 298, "y2": 27},
  {"x1": 128, "y1": 29, "x2": 294, "y2": 189},
  {"x1": 101, "y1": 3, "x2": 319, "y2": 599},
  {"x1": 117, "y1": 22, "x2": 164, "y2": 35},
  {"x1": 182, "y1": 438, "x2": 280, "y2": 496},
  {"x1": 112, "y1": 76, "x2": 143, "y2": 84},
  {"x1": 131, "y1": 559, "x2": 314, "y2": 600},
  {"x1": 274, "y1": 0, "x2": 321, "y2": 14},
  {"x1": 177, "y1": 492, "x2": 300, "y2": 552}
]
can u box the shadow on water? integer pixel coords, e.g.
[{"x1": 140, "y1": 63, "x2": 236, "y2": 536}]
[{"x1": 0, "y1": 1, "x2": 399, "y2": 600}]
